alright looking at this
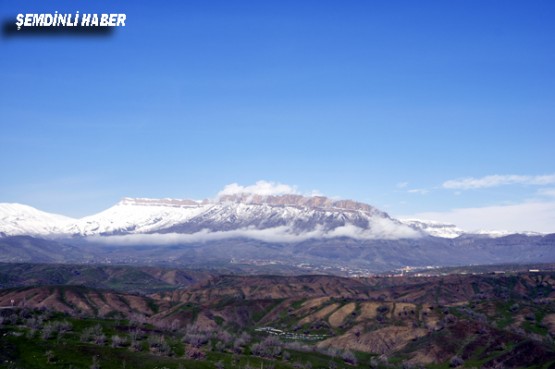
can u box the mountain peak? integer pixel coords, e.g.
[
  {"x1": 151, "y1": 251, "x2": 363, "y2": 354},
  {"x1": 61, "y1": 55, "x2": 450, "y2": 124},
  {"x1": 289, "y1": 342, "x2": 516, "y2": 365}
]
[{"x1": 0, "y1": 202, "x2": 75, "y2": 236}]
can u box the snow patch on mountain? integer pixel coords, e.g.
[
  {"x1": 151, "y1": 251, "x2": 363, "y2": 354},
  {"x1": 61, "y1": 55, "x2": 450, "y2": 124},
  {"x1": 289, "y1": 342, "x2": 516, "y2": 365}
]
[
  {"x1": 66, "y1": 197, "x2": 207, "y2": 236},
  {"x1": 0, "y1": 203, "x2": 75, "y2": 236},
  {"x1": 472, "y1": 229, "x2": 544, "y2": 238},
  {"x1": 0, "y1": 193, "x2": 420, "y2": 241},
  {"x1": 401, "y1": 218, "x2": 546, "y2": 239},
  {"x1": 400, "y1": 219, "x2": 466, "y2": 239}
]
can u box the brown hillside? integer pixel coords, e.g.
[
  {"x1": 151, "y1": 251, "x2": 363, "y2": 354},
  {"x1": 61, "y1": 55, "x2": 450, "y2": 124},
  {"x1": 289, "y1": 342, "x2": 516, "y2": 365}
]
[{"x1": 0, "y1": 286, "x2": 158, "y2": 317}]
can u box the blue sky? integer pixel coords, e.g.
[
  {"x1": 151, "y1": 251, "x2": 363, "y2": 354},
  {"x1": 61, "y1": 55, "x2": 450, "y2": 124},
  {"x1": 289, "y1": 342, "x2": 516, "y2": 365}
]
[{"x1": 1, "y1": 1, "x2": 554, "y2": 232}]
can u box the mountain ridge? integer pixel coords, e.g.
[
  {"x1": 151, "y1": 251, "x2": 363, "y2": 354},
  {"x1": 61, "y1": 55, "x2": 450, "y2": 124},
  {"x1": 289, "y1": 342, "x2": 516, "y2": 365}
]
[
  {"x1": 2, "y1": 194, "x2": 555, "y2": 272},
  {"x1": 0, "y1": 195, "x2": 541, "y2": 239},
  {"x1": 0, "y1": 194, "x2": 416, "y2": 239}
]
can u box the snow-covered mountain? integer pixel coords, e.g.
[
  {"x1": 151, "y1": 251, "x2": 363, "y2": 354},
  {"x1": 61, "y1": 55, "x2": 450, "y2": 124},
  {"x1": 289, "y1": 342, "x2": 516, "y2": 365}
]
[
  {"x1": 399, "y1": 219, "x2": 545, "y2": 239},
  {"x1": 399, "y1": 219, "x2": 465, "y2": 239},
  {"x1": 0, "y1": 203, "x2": 74, "y2": 236},
  {"x1": 0, "y1": 195, "x2": 544, "y2": 240},
  {"x1": 67, "y1": 197, "x2": 207, "y2": 236},
  {"x1": 1, "y1": 195, "x2": 554, "y2": 271},
  {"x1": 0, "y1": 195, "x2": 420, "y2": 240}
]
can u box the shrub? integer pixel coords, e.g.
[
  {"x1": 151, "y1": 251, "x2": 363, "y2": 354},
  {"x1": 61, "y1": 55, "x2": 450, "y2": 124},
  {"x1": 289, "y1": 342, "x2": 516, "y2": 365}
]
[
  {"x1": 130, "y1": 328, "x2": 146, "y2": 341},
  {"x1": 449, "y1": 356, "x2": 464, "y2": 368},
  {"x1": 41, "y1": 323, "x2": 57, "y2": 340},
  {"x1": 111, "y1": 335, "x2": 127, "y2": 348},
  {"x1": 215, "y1": 341, "x2": 226, "y2": 352},
  {"x1": 217, "y1": 329, "x2": 233, "y2": 345},
  {"x1": 129, "y1": 313, "x2": 147, "y2": 326},
  {"x1": 26, "y1": 328, "x2": 37, "y2": 339},
  {"x1": 148, "y1": 335, "x2": 171, "y2": 356},
  {"x1": 324, "y1": 347, "x2": 339, "y2": 358},
  {"x1": 25, "y1": 317, "x2": 40, "y2": 330},
  {"x1": 250, "y1": 343, "x2": 266, "y2": 357},
  {"x1": 94, "y1": 333, "x2": 107, "y2": 345},
  {"x1": 184, "y1": 332, "x2": 210, "y2": 347},
  {"x1": 170, "y1": 318, "x2": 181, "y2": 331},
  {"x1": 5, "y1": 314, "x2": 18, "y2": 325},
  {"x1": 59, "y1": 320, "x2": 73, "y2": 333},
  {"x1": 185, "y1": 347, "x2": 206, "y2": 360},
  {"x1": 342, "y1": 350, "x2": 357, "y2": 365},
  {"x1": 81, "y1": 324, "x2": 105, "y2": 344},
  {"x1": 235, "y1": 331, "x2": 251, "y2": 346},
  {"x1": 129, "y1": 338, "x2": 142, "y2": 352},
  {"x1": 377, "y1": 305, "x2": 389, "y2": 314}
]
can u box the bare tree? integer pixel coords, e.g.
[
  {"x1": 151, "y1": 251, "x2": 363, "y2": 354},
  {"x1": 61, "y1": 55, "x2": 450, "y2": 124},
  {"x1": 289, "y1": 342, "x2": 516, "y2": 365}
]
[
  {"x1": 129, "y1": 328, "x2": 145, "y2": 341},
  {"x1": 129, "y1": 338, "x2": 142, "y2": 352},
  {"x1": 111, "y1": 335, "x2": 127, "y2": 348},
  {"x1": 41, "y1": 323, "x2": 56, "y2": 340},
  {"x1": 90, "y1": 355, "x2": 101, "y2": 369},
  {"x1": 148, "y1": 335, "x2": 171, "y2": 356},
  {"x1": 59, "y1": 320, "x2": 73, "y2": 333},
  {"x1": 94, "y1": 333, "x2": 107, "y2": 345},
  {"x1": 80, "y1": 324, "x2": 106, "y2": 345},
  {"x1": 170, "y1": 319, "x2": 181, "y2": 331},
  {"x1": 45, "y1": 350, "x2": 55, "y2": 364},
  {"x1": 185, "y1": 346, "x2": 206, "y2": 360}
]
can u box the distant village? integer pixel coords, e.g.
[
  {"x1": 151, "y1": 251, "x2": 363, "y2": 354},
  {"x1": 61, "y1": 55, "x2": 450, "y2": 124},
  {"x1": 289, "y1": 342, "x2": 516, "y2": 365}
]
[{"x1": 254, "y1": 327, "x2": 328, "y2": 341}]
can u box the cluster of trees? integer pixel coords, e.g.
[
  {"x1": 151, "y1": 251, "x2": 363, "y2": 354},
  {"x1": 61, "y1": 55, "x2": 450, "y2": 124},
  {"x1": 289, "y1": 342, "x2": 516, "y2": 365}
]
[{"x1": 1, "y1": 307, "x2": 366, "y2": 369}]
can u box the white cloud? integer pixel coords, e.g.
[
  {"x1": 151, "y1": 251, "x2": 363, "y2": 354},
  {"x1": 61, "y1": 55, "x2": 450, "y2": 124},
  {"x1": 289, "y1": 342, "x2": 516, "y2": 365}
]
[
  {"x1": 442, "y1": 174, "x2": 555, "y2": 190},
  {"x1": 396, "y1": 182, "x2": 409, "y2": 189},
  {"x1": 406, "y1": 201, "x2": 555, "y2": 234},
  {"x1": 87, "y1": 221, "x2": 421, "y2": 246},
  {"x1": 407, "y1": 189, "x2": 429, "y2": 195},
  {"x1": 309, "y1": 189, "x2": 324, "y2": 197},
  {"x1": 218, "y1": 180, "x2": 298, "y2": 197},
  {"x1": 538, "y1": 188, "x2": 555, "y2": 198}
]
